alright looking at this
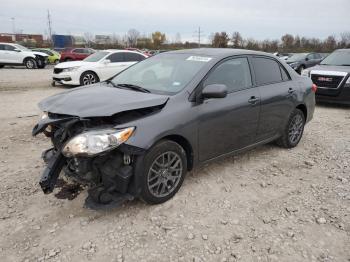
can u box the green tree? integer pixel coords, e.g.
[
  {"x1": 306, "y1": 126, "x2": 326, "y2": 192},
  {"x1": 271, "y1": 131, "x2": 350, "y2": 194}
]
[{"x1": 152, "y1": 31, "x2": 166, "y2": 49}]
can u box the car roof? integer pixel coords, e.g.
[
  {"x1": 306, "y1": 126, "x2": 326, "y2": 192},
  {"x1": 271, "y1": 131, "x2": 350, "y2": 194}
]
[
  {"x1": 167, "y1": 48, "x2": 276, "y2": 59},
  {"x1": 104, "y1": 49, "x2": 147, "y2": 55}
]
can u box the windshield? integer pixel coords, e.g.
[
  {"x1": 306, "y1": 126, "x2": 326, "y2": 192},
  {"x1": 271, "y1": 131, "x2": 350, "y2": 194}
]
[
  {"x1": 14, "y1": 44, "x2": 30, "y2": 51},
  {"x1": 320, "y1": 50, "x2": 350, "y2": 66},
  {"x1": 111, "y1": 53, "x2": 211, "y2": 95},
  {"x1": 286, "y1": 53, "x2": 307, "y2": 62},
  {"x1": 83, "y1": 51, "x2": 109, "y2": 62}
]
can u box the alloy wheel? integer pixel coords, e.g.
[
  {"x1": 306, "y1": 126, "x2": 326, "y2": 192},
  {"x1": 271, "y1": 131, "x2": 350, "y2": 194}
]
[
  {"x1": 288, "y1": 114, "x2": 304, "y2": 144},
  {"x1": 82, "y1": 73, "x2": 97, "y2": 85},
  {"x1": 147, "y1": 151, "x2": 183, "y2": 198},
  {"x1": 26, "y1": 59, "x2": 35, "y2": 69}
]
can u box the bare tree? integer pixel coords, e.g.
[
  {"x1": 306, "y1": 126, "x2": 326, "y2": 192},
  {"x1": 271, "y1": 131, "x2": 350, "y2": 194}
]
[
  {"x1": 231, "y1": 31, "x2": 243, "y2": 48},
  {"x1": 84, "y1": 32, "x2": 94, "y2": 47},
  {"x1": 126, "y1": 29, "x2": 140, "y2": 47}
]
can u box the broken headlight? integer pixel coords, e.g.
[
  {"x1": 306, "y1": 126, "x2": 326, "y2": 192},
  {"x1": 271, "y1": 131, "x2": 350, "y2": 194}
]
[{"x1": 62, "y1": 127, "x2": 135, "y2": 157}]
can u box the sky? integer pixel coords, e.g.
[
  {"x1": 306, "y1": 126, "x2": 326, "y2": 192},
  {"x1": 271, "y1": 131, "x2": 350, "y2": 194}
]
[{"x1": 0, "y1": 0, "x2": 349, "y2": 43}]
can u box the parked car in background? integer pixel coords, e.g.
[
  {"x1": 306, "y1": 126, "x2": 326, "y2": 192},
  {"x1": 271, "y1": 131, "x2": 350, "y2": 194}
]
[
  {"x1": 274, "y1": 52, "x2": 292, "y2": 60},
  {"x1": 52, "y1": 50, "x2": 147, "y2": 86},
  {"x1": 0, "y1": 42, "x2": 49, "y2": 69},
  {"x1": 59, "y1": 48, "x2": 95, "y2": 62},
  {"x1": 33, "y1": 48, "x2": 315, "y2": 208},
  {"x1": 302, "y1": 49, "x2": 350, "y2": 105},
  {"x1": 286, "y1": 53, "x2": 323, "y2": 74},
  {"x1": 32, "y1": 48, "x2": 61, "y2": 64}
]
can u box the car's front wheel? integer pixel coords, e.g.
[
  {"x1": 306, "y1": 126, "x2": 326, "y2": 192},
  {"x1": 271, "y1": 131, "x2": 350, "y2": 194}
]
[
  {"x1": 277, "y1": 108, "x2": 305, "y2": 148},
  {"x1": 140, "y1": 140, "x2": 187, "y2": 204},
  {"x1": 24, "y1": 58, "x2": 37, "y2": 69},
  {"x1": 80, "y1": 71, "x2": 99, "y2": 86}
]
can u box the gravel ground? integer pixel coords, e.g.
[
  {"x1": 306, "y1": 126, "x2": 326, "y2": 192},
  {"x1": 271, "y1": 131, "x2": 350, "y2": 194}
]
[{"x1": 0, "y1": 68, "x2": 349, "y2": 262}]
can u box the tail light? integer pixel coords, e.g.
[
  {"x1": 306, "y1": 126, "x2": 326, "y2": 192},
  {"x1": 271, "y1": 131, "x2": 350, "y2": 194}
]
[{"x1": 311, "y1": 84, "x2": 317, "y2": 93}]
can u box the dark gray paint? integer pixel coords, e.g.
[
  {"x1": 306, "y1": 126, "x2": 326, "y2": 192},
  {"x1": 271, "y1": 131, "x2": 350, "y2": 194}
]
[{"x1": 36, "y1": 48, "x2": 315, "y2": 168}]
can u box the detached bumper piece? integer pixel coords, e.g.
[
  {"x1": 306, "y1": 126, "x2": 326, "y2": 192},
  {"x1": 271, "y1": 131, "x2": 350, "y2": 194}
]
[{"x1": 40, "y1": 151, "x2": 66, "y2": 194}]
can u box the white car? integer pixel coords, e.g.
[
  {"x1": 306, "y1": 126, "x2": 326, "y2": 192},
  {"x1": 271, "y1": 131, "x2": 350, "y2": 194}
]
[
  {"x1": 52, "y1": 50, "x2": 148, "y2": 86},
  {"x1": 0, "y1": 42, "x2": 49, "y2": 69}
]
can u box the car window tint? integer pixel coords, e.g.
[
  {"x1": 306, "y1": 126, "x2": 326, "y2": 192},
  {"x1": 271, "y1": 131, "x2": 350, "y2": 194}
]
[
  {"x1": 107, "y1": 53, "x2": 124, "y2": 63},
  {"x1": 204, "y1": 58, "x2": 252, "y2": 93},
  {"x1": 73, "y1": 49, "x2": 83, "y2": 53},
  {"x1": 252, "y1": 57, "x2": 283, "y2": 85},
  {"x1": 280, "y1": 66, "x2": 290, "y2": 81},
  {"x1": 124, "y1": 53, "x2": 145, "y2": 62},
  {"x1": 5, "y1": 45, "x2": 16, "y2": 51},
  {"x1": 307, "y1": 54, "x2": 315, "y2": 59}
]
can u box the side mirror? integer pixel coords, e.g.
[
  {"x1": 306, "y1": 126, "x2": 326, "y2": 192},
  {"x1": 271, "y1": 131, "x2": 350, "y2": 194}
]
[
  {"x1": 202, "y1": 84, "x2": 228, "y2": 99},
  {"x1": 103, "y1": 59, "x2": 111, "y2": 65}
]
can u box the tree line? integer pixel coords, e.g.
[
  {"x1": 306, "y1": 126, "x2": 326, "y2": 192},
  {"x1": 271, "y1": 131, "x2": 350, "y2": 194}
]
[{"x1": 209, "y1": 31, "x2": 350, "y2": 53}]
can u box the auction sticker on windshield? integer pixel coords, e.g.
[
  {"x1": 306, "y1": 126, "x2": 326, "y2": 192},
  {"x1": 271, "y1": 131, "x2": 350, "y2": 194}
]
[{"x1": 186, "y1": 56, "x2": 212, "y2": 62}]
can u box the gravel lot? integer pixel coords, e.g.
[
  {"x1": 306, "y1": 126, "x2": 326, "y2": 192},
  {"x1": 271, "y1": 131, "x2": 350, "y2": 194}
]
[{"x1": 0, "y1": 68, "x2": 349, "y2": 262}]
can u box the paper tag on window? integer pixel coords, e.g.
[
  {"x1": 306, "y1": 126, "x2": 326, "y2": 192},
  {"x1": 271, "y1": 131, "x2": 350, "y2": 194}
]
[{"x1": 186, "y1": 56, "x2": 212, "y2": 62}]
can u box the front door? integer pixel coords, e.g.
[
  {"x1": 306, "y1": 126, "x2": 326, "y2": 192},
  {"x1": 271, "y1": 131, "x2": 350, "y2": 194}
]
[{"x1": 197, "y1": 57, "x2": 260, "y2": 161}]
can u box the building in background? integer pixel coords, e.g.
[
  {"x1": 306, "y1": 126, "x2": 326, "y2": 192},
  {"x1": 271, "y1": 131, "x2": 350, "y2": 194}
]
[
  {"x1": 0, "y1": 33, "x2": 43, "y2": 46},
  {"x1": 52, "y1": 34, "x2": 73, "y2": 48}
]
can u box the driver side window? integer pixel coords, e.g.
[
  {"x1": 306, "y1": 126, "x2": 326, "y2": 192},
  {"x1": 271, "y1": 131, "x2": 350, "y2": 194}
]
[{"x1": 204, "y1": 57, "x2": 252, "y2": 93}]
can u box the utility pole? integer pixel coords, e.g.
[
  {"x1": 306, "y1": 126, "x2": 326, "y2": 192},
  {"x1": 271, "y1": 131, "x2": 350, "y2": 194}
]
[
  {"x1": 193, "y1": 27, "x2": 204, "y2": 48},
  {"x1": 47, "y1": 10, "x2": 53, "y2": 45},
  {"x1": 11, "y1": 17, "x2": 15, "y2": 34}
]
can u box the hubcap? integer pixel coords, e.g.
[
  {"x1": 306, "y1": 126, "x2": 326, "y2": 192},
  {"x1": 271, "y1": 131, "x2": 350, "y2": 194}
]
[
  {"x1": 27, "y1": 60, "x2": 34, "y2": 68},
  {"x1": 147, "y1": 151, "x2": 183, "y2": 198},
  {"x1": 288, "y1": 114, "x2": 304, "y2": 144},
  {"x1": 83, "y1": 74, "x2": 97, "y2": 85}
]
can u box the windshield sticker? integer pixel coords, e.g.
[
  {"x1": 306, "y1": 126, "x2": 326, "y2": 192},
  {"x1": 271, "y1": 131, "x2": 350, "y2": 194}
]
[
  {"x1": 172, "y1": 82, "x2": 181, "y2": 86},
  {"x1": 186, "y1": 56, "x2": 212, "y2": 62}
]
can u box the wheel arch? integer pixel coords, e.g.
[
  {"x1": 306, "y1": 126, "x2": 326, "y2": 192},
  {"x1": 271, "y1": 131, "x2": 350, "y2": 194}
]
[
  {"x1": 296, "y1": 103, "x2": 307, "y2": 120},
  {"x1": 23, "y1": 56, "x2": 35, "y2": 64},
  {"x1": 159, "y1": 134, "x2": 194, "y2": 171}
]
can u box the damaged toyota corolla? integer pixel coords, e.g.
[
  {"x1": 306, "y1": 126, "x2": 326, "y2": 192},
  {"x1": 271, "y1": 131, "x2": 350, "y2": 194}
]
[{"x1": 32, "y1": 48, "x2": 315, "y2": 209}]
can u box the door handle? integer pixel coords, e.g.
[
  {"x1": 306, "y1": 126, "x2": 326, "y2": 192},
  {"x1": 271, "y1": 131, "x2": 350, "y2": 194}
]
[
  {"x1": 288, "y1": 88, "x2": 295, "y2": 94},
  {"x1": 248, "y1": 96, "x2": 260, "y2": 104}
]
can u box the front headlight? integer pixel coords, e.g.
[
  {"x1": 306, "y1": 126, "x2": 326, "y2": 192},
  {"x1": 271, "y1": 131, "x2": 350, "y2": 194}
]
[
  {"x1": 62, "y1": 127, "x2": 135, "y2": 157},
  {"x1": 40, "y1": 111, "x2": 48, "y2": 120},
  {"x1": 62, "y1": 66, "x2": 80, "y2": 72}
]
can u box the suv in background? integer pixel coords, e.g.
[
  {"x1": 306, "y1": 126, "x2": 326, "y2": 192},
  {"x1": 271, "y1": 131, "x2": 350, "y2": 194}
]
[
  {"x1": 59, "y1": 48, "x2": 95, "y2": 62},
  {"x1": 286, "y1": 53, "x2": 323, "y2": 74},
  {"x1": 302, "y1": 49, "x2": 350, "y2": 105},
  {"x1": 0, "y1": 42, "x2": 49, "y2": 69}
]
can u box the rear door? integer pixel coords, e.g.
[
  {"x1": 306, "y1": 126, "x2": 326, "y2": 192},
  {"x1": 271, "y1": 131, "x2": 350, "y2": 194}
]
[
  {"x1": 0, "y1": 44, "x2": 8, "y2": 63},
  {"x1": 72, "y1": 48, "x2": 85, "y2": 60},
  {"x1": 198, "y1": 57, "x2": 261, "y2": 161},
  {"x1": 123, "y1": 52, "x2": 146, "y2": 68},
  {"x1": 251, "y1": 56, "x2": 296, "y2": 141}
]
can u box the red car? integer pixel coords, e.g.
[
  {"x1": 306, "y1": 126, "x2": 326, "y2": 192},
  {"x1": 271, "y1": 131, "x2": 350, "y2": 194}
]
[{"x1": 59, "y1": 48, "x2": 95, "y2": 62}]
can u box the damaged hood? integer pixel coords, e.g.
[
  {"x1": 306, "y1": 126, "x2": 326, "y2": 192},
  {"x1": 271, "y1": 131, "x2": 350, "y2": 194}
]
[{"x1": 39, "y1": 84, "x2": 169, "y2": 118}]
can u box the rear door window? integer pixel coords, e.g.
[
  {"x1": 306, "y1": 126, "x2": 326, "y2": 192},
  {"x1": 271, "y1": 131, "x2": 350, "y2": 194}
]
[
  {"x1": 124, "y1": 52, "x2": 145, "y2": 62},
  {"x1": 252, "y1": 57, "x2": 283, "y2": 85}
]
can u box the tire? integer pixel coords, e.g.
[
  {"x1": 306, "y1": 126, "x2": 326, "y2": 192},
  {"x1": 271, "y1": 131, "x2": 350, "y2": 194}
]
[
  {"x1": 140, "y1": 140, "x2": 187, "y2": 204},
  {"x1": 0, "y1": 65, "x2": 4, "y2": 68},
  {"x1": 80, "y1": 71, "x2": 99, "y2": 86},
  {"x1": 297, "y1": 65, "x2": 305, "y2": 74},
  {"x1": 24, "y1": 58, "x2": 37, "y2": 69},
  {"x1": 276, "y1": 109, "x2": 305, "y2": 148}
]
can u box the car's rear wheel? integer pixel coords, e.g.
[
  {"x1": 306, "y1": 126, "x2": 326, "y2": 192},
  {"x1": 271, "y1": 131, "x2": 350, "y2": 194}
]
[
  {"x1": 24, "y1": 58, "x2": 37, "y2": 69},
  {"x1": 140, "y1": 140, "x2": 187, "y2": 204},
  {"x1": 80, "y1": 71, "x2": 99, "y2": 86},
  {"x1": 276, "y1": 108, "x2": 305, "y2": 148}
]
